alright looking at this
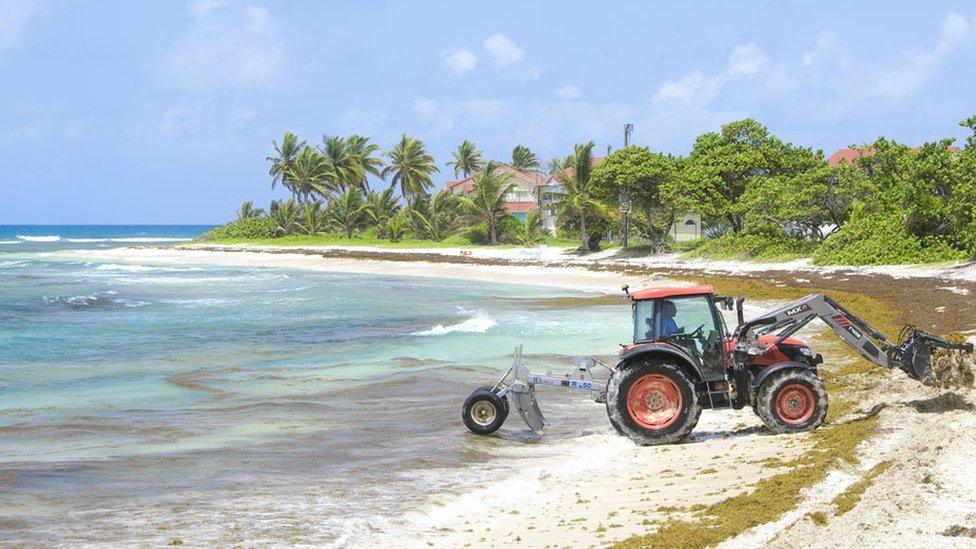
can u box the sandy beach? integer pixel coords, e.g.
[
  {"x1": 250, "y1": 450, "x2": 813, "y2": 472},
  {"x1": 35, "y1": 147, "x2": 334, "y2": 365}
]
[{"x1": 53, "y1": 243, "x2": 976, "y2": 548}]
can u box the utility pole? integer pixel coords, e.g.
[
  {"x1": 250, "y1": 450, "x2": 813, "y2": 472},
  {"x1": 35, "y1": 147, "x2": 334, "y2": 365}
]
[{"x1": 619, "y1": 123, "x2": 634, "y2": 247}]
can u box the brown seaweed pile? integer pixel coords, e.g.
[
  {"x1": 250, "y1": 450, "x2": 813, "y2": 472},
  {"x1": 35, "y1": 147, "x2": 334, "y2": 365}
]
[{"x1": 931, "y1": 333, "x2": 976, "y2": 389}]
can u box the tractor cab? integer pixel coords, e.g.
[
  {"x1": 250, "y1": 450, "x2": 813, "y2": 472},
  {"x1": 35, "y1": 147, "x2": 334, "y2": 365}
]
[{"x1": 624, "y1": 285, "x2": 734, "y2": 382}]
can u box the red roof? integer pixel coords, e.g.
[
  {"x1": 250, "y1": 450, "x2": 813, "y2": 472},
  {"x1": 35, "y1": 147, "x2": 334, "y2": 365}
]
[
  {"x1": 827, "y1": 148, "x2": 872, "y2": 167},
  {"x1": 445, "y1": 163, "x2": 549, "y2": 194},
  {"x1": 503, "y1": 201, "x2": 537, "y2": 213},
  {"x1": 828, "y1": 145, "x2": 963, "y2": 167},
  {"x1": 630, "y1": 285, "x2": 715, "y2": 301}
]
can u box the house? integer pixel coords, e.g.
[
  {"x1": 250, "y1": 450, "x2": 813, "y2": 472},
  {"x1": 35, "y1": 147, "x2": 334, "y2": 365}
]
[
  {"x1": 445, "y1": 163, "x2": 550, "y2": 221},
  {"x1": 827, "y1": 145, "x2": 962, "y2": 167}
]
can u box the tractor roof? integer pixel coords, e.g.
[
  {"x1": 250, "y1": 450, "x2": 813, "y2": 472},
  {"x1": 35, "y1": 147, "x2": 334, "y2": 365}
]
[{"x1": 630, "y1": 285, "x2": 716, "y2": 301}]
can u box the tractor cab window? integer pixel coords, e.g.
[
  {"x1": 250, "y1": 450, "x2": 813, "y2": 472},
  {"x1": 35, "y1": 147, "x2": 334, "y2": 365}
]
[
  {"x1": 654, "y1": 296, "x2": 721, "y2": 364},
  {"x1": 634, "y1": 300, "x2": 655, "y2": 342}
]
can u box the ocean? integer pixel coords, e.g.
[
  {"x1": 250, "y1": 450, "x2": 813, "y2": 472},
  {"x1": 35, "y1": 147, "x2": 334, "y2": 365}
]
[{"x1": 0, "y1": 225, "x2": 633, "y2": 545}]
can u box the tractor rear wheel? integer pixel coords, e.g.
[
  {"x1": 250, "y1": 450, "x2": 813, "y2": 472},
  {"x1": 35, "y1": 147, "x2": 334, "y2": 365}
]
[
  {"x1": 756, "y1": 370, "x2": 828, "y2": 433},
  {"x1": 606, "y1": 361, "x2": 701, "y2": 445},
  {"x1": 462, "y1": 387, "x2": 509, "y2": 435}
]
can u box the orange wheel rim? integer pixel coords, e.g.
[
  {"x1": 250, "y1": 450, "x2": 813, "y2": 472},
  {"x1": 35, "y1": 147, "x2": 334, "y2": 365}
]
[
  {"x1": 626, "y1": 374, "x2": 683, "y2": 429},
  {"x1": 775, "y1": 383, "x2": 815, "y2": 425}
]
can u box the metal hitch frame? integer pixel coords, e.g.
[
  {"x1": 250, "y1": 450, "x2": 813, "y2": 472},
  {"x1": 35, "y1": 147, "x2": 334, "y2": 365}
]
[{"x1": 490, "y1": 345, "x2": 607, "y2": 432}]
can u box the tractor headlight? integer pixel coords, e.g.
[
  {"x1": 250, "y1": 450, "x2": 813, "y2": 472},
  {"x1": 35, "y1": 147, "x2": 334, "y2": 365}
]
[{"x1": 798, "y1": 347, "x2": 813, "y2": 356}]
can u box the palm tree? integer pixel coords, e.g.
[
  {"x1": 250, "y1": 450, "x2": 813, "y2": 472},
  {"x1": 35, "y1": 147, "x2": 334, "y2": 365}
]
[
  {"x1": 297, "y1": 200, "x2": 327, "y2": 235},
  {"x1": 237, "y1": 200, "x2": 264, "y2": 220},
  {"x1": 364, "y1": 187, "x2": 401, "y2": 238},
  {"x1": 320, "y1": 135, "x2": 357, "y2": 191},
  {"x1": 446, "y1": 140, "x2": 485, "y2": 179},
  {"x1": 549, "y1": 142, "x2": 608, "y2": 252},
  {"x1": 346, "y1": 134, "x2": 385, "y2": 190},
  {"x1": 267, "y1": 132, "x2": 306, "y2": 199},
  {"x1": 411, "y1": 189, "x2": 463, "y2": 241},
  {"x1": 287, "y1": 146, "x2": 335, "y2": 202},
  {"x1": 328, "y1": 188, "x2": 366, "y2": 238},
  {"x1": 459, "y1": 162, "x2": 516, "y2": 245},
  {"x1": 383, "y1": 134, "x2": 439, "y2": 199},
  {"x1": 269, "y1": 199, "x2": 300, "y2": 235},
  {"x1": 511, "y1": 145, "x2": 540, "y2": 172},
  {"x1": 547, "y1": 155, "x2": 571, "y2": 175},
  {"x1": 515, "y1": 209, "x2": 546, "y2": 245}
]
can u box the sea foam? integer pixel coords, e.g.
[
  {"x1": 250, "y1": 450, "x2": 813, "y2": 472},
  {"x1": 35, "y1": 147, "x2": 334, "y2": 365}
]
[
  {"x1": 17, "y1": 235, "x2": 61, "y2": 242},
  {"x1": 412, "y1": 310, "x2": 496, "y2": 336}
]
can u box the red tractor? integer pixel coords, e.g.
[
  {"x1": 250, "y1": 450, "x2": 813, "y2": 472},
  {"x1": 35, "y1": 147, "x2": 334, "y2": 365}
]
[{"x1": 462, "y1": 284, "x2": 971, "y2": 445}]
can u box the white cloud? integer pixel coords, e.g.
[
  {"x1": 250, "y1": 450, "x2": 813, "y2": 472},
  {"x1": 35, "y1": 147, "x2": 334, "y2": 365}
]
[
  {"x1": 728, "y1": 43, "x2": 768, "y2": 76},
  {"x1": 484, "y1": 33, "x2": 523, "y2": 68},
  {"x1": 161, "y1": 0, "x2": 284, "y2": 90},
  {"x1": 338, "y1": 108, "x2": 387, "y2": 135},
  {"x1": 654, "y1": 43, "x2": 769, "y2": 104},
  {"x1": 795, "y1": 12, "x2": 976, "y2": 108},
  {"x1": 439, "y1": 47, "x2": 477, "y2": 77},
  {"x1": 556, "y1": 85, "x2": 582, "y2": 101},
  {"x1": 413, "y1": 96, "x2": 508, "y2": 136},
  {"x1": 0, "y1": 0, "x2": 39, "y2": 55}
]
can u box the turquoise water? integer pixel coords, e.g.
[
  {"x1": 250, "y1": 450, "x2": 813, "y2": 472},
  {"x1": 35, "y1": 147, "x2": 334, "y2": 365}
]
[{"x1": 0, "y1": 226, "x2": 632, "y2": 544}]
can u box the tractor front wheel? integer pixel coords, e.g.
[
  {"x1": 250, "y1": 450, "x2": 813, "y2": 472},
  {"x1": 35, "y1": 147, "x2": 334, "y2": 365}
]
[
  {"x1": 756, "y1": 369, "x2": 828, "y2": 433},
  {"x1": 606, "y1": 361, "x2": 701, "y2": 445}
]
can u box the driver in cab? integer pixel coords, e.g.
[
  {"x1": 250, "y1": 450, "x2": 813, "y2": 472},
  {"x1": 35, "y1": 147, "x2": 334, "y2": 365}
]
[{"x1": 645, "y1": 300, "x2": 680, "y2": 340}]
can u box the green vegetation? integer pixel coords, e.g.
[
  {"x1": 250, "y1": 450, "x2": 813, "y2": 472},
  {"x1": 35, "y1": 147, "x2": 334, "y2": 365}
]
[{"x1": 215, "y1": 114, "x2": 976, "y2": 264}]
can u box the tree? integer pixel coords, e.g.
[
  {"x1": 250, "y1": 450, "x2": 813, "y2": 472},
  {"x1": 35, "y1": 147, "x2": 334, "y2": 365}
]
[
  {"x1": 383, "y1": 134, "x2": 439, "y2": 198},
  {"x1": 328, "y1": 188, "x2": 366, "y2": 238},
  {"x1": 459, "y1": 162, "x2": 516, "y2": 245},
  {"x1": 514, "y1": 209, "x2": 546, "y2": 245},
  {"x1": 297, "y1": 200, "x2": 327, "y2": 235},
  {"x1": 237, "y1": 200, "x2": 264, "y2": 220},
  {"x1": 683, "y1": 119, "x2": 786, "y2": 233},
  {"x1": 267, "y1": 132, "x2": 306, "y2": 199},
  {"x1": 364, "y1": 188, "x2": 401, "y2": 238},
  {"x1": 511, "y1": 145, "x2": 540, "y2": 172},
  {"x1": 269, "y1": 199, "x2": 299, "y2": 235},
  {"x1": 346, "y1": 134, "x2": 385, "y2": 189},
  {"x1": 320, "y1": 135, "x2": 356, "y2": 191},
  {"x1": 447, "y1": 140, "x2": 485, "y2": 178},
  {"x1": 549, "y1": 142, "x2": 609, "y2": 252},
  {"x1": 410, "y1": 189, "x2": 463, "y2": 241},
  {"x1": 286, "y1": 146, "x2": 335, "y2": 202},
  {"x1": 960, "y1": 114, "x2": 976, "y2": 150},
  {"x1": 590, "y1": 146, "x2": 684, "y2": 251}
]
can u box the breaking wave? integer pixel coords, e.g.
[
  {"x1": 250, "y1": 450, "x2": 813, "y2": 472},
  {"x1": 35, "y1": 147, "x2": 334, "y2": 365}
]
[
  {"x1": 66, "y1": 238, "x2": 109, "y2": 243},
  {"x1": 44, "y1": 291, "x2": 150, "y2": 309},
  {"x1": 412, "y1": 310, "x2": 496, "y2": 336},
  {"x1": 0, "y1": 240, "x2": 21, "y2": 245},
  {"x1": 17, "y1": 235, "x2": 60, "y2": 242}
]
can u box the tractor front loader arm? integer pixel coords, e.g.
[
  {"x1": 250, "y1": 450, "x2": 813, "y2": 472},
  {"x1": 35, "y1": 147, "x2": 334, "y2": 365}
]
[{"x1": 734, "y1": 294, "x2": 973, "y2": 384}]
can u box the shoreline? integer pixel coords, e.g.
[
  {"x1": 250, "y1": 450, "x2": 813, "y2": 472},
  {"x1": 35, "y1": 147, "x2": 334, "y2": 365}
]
[{"x1": 47, "y1": 243, "x2": 976, "y2": 547}]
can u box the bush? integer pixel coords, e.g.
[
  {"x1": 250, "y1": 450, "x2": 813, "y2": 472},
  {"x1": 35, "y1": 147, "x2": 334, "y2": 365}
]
[
  {"x1": 462, "y1": 222, "x2": 490, "y2": 245},
  {"x1": 813, "y1": 215, "x2": 965, "y2": 266},
  {"x1": 200, "y1": 217, "x2": 277, "y2": 240},
  {"x1": 681, "y1": 228, "x2": 816, "y2": 261}
]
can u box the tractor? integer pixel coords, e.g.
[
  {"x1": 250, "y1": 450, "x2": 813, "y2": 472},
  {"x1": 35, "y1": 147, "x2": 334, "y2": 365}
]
[{"x1": 462, "y1": 284, "x2": 972, "y2": 445}]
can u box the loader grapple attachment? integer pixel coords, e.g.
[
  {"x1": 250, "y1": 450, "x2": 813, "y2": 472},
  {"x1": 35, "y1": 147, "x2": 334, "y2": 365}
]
[{"x1": 893, "y1": 328, "x2": 974, "y2": 385}]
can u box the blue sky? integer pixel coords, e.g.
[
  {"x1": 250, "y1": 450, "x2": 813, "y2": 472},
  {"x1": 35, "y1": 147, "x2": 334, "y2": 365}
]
[{"x1": 2, "y1": 1, "x2": 976, "y2": 224}]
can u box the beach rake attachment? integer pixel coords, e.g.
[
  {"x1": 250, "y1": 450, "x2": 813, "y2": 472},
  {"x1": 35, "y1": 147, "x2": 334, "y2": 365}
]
[{"x1": 461, "y1": 346, "x2": 607, "y2": 435}]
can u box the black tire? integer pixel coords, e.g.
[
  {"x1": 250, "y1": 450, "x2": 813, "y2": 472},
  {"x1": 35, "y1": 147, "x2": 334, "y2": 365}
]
[
  {"x1": 756, "y1": 369, "x2": 828, "y2": 434},
  {"x1": 476, "y1": 385, "x2": 509, "y2": 415},
  {"x1": 462, "y1": 387, "x2": 509, "y2": 435},
  {"x1": 606, "y1": 361, "x2": 701, "y2": 445}
]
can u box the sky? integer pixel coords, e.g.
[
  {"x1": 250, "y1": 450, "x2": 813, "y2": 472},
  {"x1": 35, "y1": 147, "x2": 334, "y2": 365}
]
[{"x1": 1, "y1": 1, "x2": 976, "y2": 224}]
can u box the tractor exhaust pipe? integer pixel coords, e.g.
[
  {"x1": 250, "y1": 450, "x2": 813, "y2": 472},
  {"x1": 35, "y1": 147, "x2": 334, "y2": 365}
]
[{"x1": 736, "y1": 296, "x2": 745, "y2": 327}]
